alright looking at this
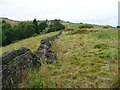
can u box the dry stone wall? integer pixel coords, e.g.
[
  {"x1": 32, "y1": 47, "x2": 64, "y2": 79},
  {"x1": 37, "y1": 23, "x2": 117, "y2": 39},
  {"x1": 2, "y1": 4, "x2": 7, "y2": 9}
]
[
  {"x1": 34, "y1": 30, "x2": 63, "y2": 64},
  {"x1": 1, "y1": 30, "x2": 63, "y2": 88}
]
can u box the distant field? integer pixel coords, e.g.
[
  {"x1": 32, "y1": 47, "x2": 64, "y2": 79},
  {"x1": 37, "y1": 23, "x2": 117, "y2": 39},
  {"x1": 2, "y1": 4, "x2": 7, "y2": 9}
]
[{"x1": 71, "y1": 23, "x2": 104, "y2": 29}]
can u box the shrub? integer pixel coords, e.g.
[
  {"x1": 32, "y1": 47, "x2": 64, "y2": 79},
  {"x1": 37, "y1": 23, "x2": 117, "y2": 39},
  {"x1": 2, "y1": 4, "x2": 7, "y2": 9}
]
[
  {"x1": 47, "y1": 27, "x2": 56, "y2": 33},
  {"x1": 117, "y1": 26, "x2": 120, "y2": 28},
  {"x1": 23, "y1": 24, "x2": 35, "y2": 38},
  {"x1": 32, "y1": 19, "x2": 39, "y2": 34},
  {"x1": 79, "y1": 24, "x2": 93, "y2": 29},
  {"x1": 49, "y1": 19, "x2": 65, "y2": 31},
  {"x1": 80, "y1": 22, "x2": 83, "y2": 24},
  {"x1": 2, "y1": 21, "x2": 36, "y2": 46},
  {"x1": 2, "y1": 22, "x2": 14, "y2": 45},
  {"x1": 38, "y1": 21, "x2": 48, "y2": 33},
  {"x1": 103, "y1": 26, "x2": 110, "y2": 28}
]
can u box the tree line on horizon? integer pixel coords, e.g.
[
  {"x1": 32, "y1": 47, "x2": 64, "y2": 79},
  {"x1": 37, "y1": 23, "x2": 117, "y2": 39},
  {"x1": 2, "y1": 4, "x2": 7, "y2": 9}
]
[{"x1": 2, "y1": 19, "x2": 65, "y2": 46}]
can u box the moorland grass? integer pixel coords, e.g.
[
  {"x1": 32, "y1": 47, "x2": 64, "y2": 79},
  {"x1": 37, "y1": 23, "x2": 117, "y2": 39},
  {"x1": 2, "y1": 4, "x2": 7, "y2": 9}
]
[
  {"x1": 25, "y1": 28, "x2": 118, "y2": 88},
  {"x1": 1, "y1": 28, "x2": 118, "y2": 88}
]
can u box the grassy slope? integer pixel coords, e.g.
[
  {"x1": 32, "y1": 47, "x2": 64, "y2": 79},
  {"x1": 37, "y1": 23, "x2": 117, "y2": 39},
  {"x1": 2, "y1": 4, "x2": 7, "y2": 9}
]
[
  {"x1": 24, "y1": 28, "x2": 118, "y2": 88},
  {"x1": 0, "y1": 18, "x2": 18, "y2": 25},
  {"x1": 0, "y1": 32, "x2": 58, "y2": 54},
  {"x1": 1, "y1": 24, "x2": 118, "y2": 88}
]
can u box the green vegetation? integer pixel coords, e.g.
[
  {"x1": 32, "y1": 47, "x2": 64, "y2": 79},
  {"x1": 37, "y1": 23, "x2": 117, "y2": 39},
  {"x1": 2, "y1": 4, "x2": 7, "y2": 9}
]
[
  {"x1": 79, "y1": 24, "x2": 94, "y2": 29},
  {"x1": 48, "y1": 19, "x2": 65, "y2": 32},
  {"x1": 2, "y1": 21, "x2": 36, "y2": 46},
  {"x1": 1, "y1": 19, "x2": 65, "y2": 46},
  {"x1": 38, "y1": 21, "x2": 48, "y2": 33},
  {"x1": 1, "y1": 19, "x2": 118, "y2": 88},
  {"x1": 71, "y1": 23, "x2": 80, "y2": 29},
  {"x1": 117, "y1": 26, "x2": 120, "y2": 28},
  {"x1": 1, "y1": 31, "x2": 58, "y2": 54},
  {"x1": 25, "y1": 65, "x2": 60, "y2": 88},
  {"x1": 71, "y1": 23, "x2": 104, "y2": 29},
  {"x1": 92, "y1": 24, "x2": 104, "y2": 28},
  {"x1": 22, "y1": 28, "x2": 118, "y2": 88},
  {"x1": 33, "y1": 19, "x2": 48, "y2": 34},
  {"x1": 103, "y1": 25, "x2": 112, "y2": 29},
  {"x1": 33, "y1": 19, "x2": 39, "y2": 34}
]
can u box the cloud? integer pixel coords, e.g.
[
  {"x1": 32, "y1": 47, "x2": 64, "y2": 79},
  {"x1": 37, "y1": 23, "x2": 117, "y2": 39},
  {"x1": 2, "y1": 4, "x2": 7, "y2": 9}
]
[{"x1": 0, "y1": 0, "x2": 119, "y2": 26}]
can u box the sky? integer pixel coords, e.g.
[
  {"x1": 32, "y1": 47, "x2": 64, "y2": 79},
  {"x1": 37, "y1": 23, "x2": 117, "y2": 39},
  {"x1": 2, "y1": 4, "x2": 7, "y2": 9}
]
[{"x1": 0, "y1": 0, "x2": 119, "y2": 26}]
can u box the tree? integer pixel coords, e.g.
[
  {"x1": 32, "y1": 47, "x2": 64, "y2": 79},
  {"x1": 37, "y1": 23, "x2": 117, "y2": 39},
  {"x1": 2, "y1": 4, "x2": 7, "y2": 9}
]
[
  {"x1": 47, "y1": 27, "x2": 56, "y2": 33},
  {"x1": 33, "y1": 19, "x2": 39, "y2": 34},
  {"x1": 48, "y1": 19, "x2": 65, "y2": 32},
  {"x1": 2, "y1": 22, "x2": 12, "y2": 30},
  {"x1": 23, "y1": 24, "x2": 35, "y2": 38},
  {"x1": 33, "y1": 19, "x2": 38, "y2": 26},
  {"x1": 13, "y1": 25, "x2": 23, "y2": 39},
  {"x1": 4, "y1": 28, "x2": 15, "y2": 43},
  {"x1": 2, "y1": 20, "x2": 6, "y2": 23},
  {"x1": 117, "y1": 26, "x2": 120, "y2": 28},
  {"x1": 2, "y1": 22, "x2": 14, "y2": 45},
  {"x1": 2, "y1": 21, "x2": 36, "y2": 46},
  {"x1": 38, "y1": 21, "x2": 48, "y2": 33},
  {"x1": 2, "y1": 33, "x2": 7, "y2": 46}
]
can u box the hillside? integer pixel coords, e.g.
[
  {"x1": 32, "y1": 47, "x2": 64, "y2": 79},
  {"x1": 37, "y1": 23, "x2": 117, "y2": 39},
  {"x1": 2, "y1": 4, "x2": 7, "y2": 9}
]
[
  {"x1": 0, "y1": 17, "x2": 18, "y2": 25},
  {"x1": 1, "y1": 28, "x2": 118, "y2": 88},
  {"x1": 0, "y1": 18, "x2": 105, "y2": 29}
]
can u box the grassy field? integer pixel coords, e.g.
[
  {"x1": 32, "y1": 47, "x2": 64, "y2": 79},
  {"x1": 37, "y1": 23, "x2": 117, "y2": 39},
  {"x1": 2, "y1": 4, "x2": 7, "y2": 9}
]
[
  {"x1": 24, "y1": 28, "x2": 118, "y2": 88},
  {"x1": 1, "y1": 28, "x2": 118, "y2": 88},
  {"x1": 71, "y1": 23, "x2": 104, "y2": 29}
]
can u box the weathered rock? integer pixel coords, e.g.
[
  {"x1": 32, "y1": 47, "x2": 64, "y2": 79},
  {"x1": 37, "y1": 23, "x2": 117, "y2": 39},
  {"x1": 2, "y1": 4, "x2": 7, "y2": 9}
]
[
  {"x1": 47, "y1": 36, "x2": 54, "y2": 41},
  {"x1": 2, "y1": 48, "x2": 38, "y2": 88},
  {"x1": 44, "y1": 50, "x2": 57, "y2": 64},
  {"x1": 2, "y1": 47, "x2": 30, "y2": 65},
  {"x1": 40, "y1": 37, "x2": 50, "y2": 44}
]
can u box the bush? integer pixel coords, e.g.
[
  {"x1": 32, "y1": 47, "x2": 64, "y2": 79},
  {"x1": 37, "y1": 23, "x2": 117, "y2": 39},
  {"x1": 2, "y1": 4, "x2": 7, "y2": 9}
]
[
  {"x1": 32, "y1": 19, "x2": 39, "y2": 34},
  {"x1": 2, "y1": 22, "x2": 14, "y2": 45},
  {"x1": 23, "y1": 24, "x2": 35, "y2": 38},
  {"x1": 1, "y1": 19, "x2": 64, "y2": 46},
  {"x1": 47, "y1": 27, "x2": 56, "y2": 33},
  {"x1": 38, "y1": 21, "x2": 48, "y2": 33},
  {"x1": 2, "y1": 21, "x2": 36, "y2": 46},
  {"x1": 79, "y1": 24, "x2": 93, "y2": 29},
  {"x1": 80, "y1": 22, "x2": 83, "y2": 24},
  {"x1": 117, "y1": 26, "x2": 120, "y2": 28},
  {"x1": 49, "y1": 19, "x2": 65, "y2": 31},
  {"x1": 103, "y1": 26, "x2": 110, "y2": 28}
]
